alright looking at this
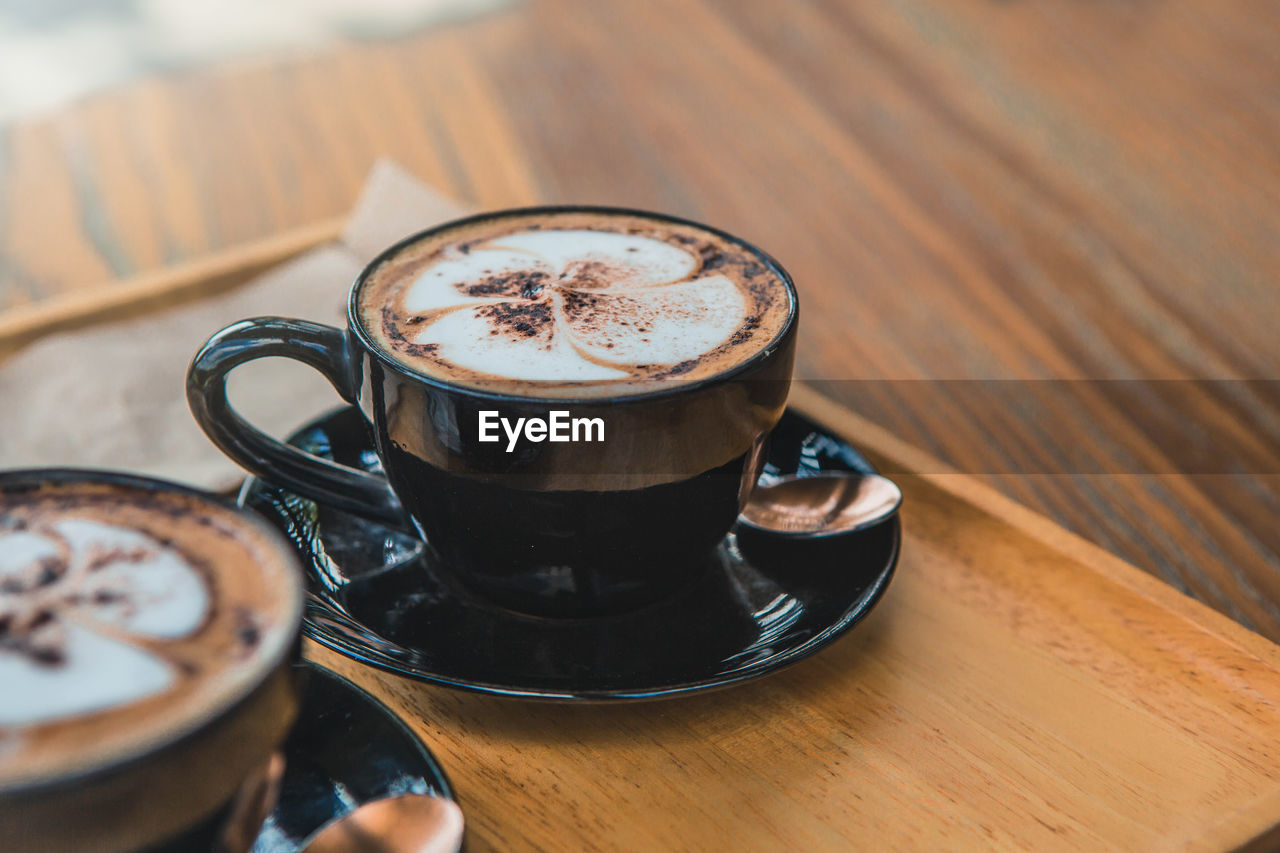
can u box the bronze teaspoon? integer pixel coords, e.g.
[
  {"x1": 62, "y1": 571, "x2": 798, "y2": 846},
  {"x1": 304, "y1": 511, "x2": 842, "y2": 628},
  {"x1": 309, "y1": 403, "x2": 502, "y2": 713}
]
[
  {"x1": 301, "y1": 794, "x2": 464, "y2": 853},
  {"x1": 739, "y1": 472, "x2": 903, "y2": 538}
]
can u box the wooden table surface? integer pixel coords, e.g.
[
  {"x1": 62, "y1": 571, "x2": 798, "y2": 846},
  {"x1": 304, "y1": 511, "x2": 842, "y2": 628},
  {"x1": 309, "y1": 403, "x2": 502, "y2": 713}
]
[
  {"x1": 4, "y1": 0, "x2": 1277, "y2": 642},
  {"x1": 304, "y1": 386, "x2": 1280, "y2": 852}
]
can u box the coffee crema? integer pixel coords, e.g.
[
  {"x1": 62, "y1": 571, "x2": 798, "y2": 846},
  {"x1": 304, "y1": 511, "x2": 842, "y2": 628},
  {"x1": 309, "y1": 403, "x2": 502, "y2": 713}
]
[
  {"x1": 0, "y1": 479, "x2": 302, "y2": 791},
  {"x1": 357, "y1": 210, "x2": 794, "y2": 397}
]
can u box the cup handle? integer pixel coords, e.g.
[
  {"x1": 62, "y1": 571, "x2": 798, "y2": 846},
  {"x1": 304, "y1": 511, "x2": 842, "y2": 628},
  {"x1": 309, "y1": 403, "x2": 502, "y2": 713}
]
[{"x1": 187, "y1": 316, "x2": 405, "y2": 525}]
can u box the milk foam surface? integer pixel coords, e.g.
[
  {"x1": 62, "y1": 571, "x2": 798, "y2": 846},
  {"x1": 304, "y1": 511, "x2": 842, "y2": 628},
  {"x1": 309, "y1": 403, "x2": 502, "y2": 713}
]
[
  {"x1": 0, "y1": 479, "x2": 302, "y2": 789},
  {"x1": 0, "y1": 519, "x2": 208, "y2": 727},
  {"x1": 358, "y1": 211, "x2": 793, "y2": 395}
]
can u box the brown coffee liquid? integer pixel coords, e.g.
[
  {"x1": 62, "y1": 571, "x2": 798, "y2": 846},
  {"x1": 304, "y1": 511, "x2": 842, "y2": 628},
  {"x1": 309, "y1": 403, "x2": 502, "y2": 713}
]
[
  {"x1": 0, "y1": 479, "x2": 302, "y2": 791},
  {"x1": 357, "y1": 209, "x2": 794, "y2": 397}
]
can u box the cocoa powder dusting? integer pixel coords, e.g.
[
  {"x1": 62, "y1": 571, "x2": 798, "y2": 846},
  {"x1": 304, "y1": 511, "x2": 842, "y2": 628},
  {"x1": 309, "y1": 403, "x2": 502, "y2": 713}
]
[
  {"x1": 476, "y1": 301, "x2": 555, "y2": 338},
  {"x1": 462, "y1": 270, "x2": 550, "y2": 299}
]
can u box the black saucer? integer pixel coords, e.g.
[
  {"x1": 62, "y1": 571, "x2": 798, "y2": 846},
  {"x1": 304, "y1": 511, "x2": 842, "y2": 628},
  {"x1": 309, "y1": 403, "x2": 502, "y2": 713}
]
[
  {"x1": 254, "y1": 661, "x2": 454, "y2": 852},
  {"x1": 239, "y1": 408, "x2": 900, "y2": 701}
]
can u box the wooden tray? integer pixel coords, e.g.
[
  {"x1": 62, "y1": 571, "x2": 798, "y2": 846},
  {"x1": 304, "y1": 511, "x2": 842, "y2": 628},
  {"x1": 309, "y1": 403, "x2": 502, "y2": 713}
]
[{"x1": 4, "y1": 232, "x2": 1280, "y2": 851}]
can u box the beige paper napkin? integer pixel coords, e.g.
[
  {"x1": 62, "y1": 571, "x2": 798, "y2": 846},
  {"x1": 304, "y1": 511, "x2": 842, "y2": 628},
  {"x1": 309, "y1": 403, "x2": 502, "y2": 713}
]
[{"x1": 0, "y1": 161, "x2": 469, "y2": 489}]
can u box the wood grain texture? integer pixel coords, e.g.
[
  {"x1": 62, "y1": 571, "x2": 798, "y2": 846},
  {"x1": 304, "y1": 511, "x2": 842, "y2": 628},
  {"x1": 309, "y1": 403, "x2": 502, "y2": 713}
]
[
  {"x1": 0, "y1": 6, "x2": 1277, "y2": 631},
  {"x1": 293, "y1": 384, "x2": 1280, "y2": 852},
  {"x1": 0, "y1": 217, "x2": 341, "y2": 363}
]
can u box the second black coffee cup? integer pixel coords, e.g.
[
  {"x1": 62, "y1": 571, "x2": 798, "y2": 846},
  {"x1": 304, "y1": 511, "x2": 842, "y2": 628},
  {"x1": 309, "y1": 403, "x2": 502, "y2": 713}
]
[{"x1": 189, "y1": 207, "x2": 797, "y2": 617}]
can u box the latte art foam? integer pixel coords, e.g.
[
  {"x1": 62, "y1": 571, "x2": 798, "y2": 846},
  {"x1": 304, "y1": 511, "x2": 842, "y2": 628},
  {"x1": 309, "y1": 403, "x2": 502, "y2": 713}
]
[
  {"x1": 358, "y1": 210, "x2": 793, "y2": 396},
  {"x1": 0, "y1": 519, "x2": 208, "y2": 727},
  {"x1": 0, "y1": 479, "x2": 302, "y2": 790}
]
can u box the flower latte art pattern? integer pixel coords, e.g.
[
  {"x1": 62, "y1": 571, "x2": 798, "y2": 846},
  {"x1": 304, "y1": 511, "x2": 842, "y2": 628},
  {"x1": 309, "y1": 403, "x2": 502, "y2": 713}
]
[
  {"x1": 400, "y1": 230, "x2": 742, "y2": 381},
  {"x1": 0, "y1": 479, "x2": 302, "y2": 790},
  {"x1": 0, "y1": 520, "x2": 207, "y2": 726},
  {"x1": 360, "y1": 211, "x2": 793, "y2": 394}
]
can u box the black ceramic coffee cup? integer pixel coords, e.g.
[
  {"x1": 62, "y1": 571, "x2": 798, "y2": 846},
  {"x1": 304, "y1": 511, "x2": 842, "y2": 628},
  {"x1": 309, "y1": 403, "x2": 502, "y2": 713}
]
[{"x1": 188, "y1": 207, "x2": 798, "y2": 617}]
